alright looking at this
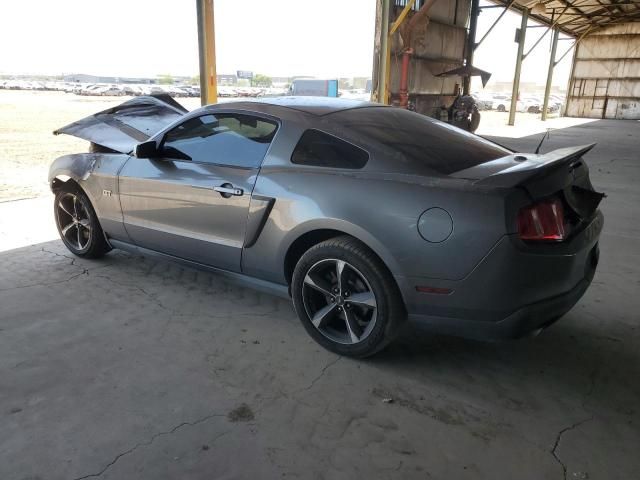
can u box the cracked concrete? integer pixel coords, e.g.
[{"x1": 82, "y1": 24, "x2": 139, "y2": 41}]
[
  {"x1": 551, "y1": 417, "x2": 595, "y2": 480},
  {"x1": 291, "y1": 356, "x2": 342, "y2": 395},
  {"x1": 1, "y1": 119, "x2": 639, "y2": 479},
  {"x1": 71, "y1": 414, "x2": 230, "y2": 480}
]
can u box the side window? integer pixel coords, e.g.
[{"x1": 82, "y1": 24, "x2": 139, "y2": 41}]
[
  {"x1": 291, "y1": 129, "x2": 369, "y2": 169},
  {"x1": 162, "y1": 113, "x2": 278, "y2": 168}
]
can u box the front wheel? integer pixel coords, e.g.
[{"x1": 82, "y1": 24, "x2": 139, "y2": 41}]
[
  {"x1": 54, "y1": 187, "x2": 111, "y2": 258},
  {"x1": 291, "y1": 236, "x2": 405, "y2": 358}
]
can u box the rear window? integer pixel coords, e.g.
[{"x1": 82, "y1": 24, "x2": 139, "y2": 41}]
[
  {"x1": 333, "y1": 107, "x2": 511, "y2": 175},
  {"x1": 291, "y1": 129, "x2": 369, "y2": 169}
]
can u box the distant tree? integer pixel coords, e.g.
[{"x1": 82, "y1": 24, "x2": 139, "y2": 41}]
[
  {"x1": 158, "y1": 74, "x2": 174, "y2": 85},
  {"x1": 253, "y1": 74, "x2": 272, "y2": 87},
  {"x1": 190, "y1": 75, "x2": 199, "y2": 85}
]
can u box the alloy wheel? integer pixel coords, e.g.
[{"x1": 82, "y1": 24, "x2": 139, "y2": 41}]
[
  {"x1": 302, "y1": 258, "x2": 378, "y2": 345},
  {"x1": 56, "y1": 192, "x2": 92, "y2": 251}
]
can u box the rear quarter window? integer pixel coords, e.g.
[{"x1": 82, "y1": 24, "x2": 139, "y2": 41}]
[{"x1": 291, "y1": 129, "x2": 369, "y2": 169}]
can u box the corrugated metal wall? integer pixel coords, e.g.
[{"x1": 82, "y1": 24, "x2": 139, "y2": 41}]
[
  {"x1": 372, "y1": 0, "x2": 470, "y2": 116},
  {"x1": 566, "y1": 23, "x2": 640, "y2": 119}
]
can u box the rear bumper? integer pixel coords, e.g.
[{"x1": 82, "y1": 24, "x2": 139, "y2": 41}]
[
  {"x1": 407, "y1": 267, "x2": 595, "y2": 340},
  {"x1": 399, "y1": 211, "x2": 603, "y2": 340}
]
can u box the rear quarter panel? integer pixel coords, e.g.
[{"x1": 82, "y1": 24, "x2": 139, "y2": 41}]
[{"x1": 242, "y1": 166, "x2": 514, "y2": 285}]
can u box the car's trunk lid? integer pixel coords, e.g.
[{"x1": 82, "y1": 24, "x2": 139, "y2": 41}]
[
  {"x1": 452, "y1": 143, "x2": 605, "y2": 221},
  {"x1": 53, "y1": 94, "x2": 188, "y2": 154}
]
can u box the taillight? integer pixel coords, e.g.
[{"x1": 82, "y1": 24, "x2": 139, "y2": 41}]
[{"x1": 517, "y1": 198, "x2": 566, "y2": 242}]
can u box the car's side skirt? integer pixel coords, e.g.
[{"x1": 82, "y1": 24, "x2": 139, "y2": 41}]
[{"x1": 108, "y1": 239, "x2": 291, "y2": 300}]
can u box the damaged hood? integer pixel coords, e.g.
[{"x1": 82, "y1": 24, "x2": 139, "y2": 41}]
[{"x1": 53, "y1": 94, "x2": 188, "y2": 153}]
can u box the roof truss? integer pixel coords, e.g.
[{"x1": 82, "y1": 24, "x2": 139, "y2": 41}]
[{"x1": 488, "y1": 0, "x2": 640, "y2": 37}]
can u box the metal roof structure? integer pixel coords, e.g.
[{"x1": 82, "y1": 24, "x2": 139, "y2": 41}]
[{"x1": 490, "y1": 0, "x2": 640, "y2": 37}]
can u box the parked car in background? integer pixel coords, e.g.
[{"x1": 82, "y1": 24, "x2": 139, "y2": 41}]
[
  {"x1": 49, "y1": 95, "x2": 604, "y2": 357},
  {"x1": 472, "y1": 93, "x2": 494, "y2": 111},
  {"x1": 120, "y1": 85, "x2": 142, "y2": 96},
  {"x1": 491, "y1": 94, "x2": 511, "y2": 112},
  {"x1": 95, "y1": 86, "x2": 124, "y2": 96},
  {"x1": 176, "y1": 85, "x2": 198, "y2": 97},
  {"x1": 517, "y1": 97, "x2": 543, "y2": 113},
  {"x1": 549, "y1": 95, "x2": 565, "y2": 111},
  {"x1": 79, "y1": 84, "x2": 103, "y2": 96},
  {"x1": 217, "y1": 86, "x2": 236, "y2": 97},
  {"x1": 341, "y1": 89, "x2": 371, "y2": 101}
]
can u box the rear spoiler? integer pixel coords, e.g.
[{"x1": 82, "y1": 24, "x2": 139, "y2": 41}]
[
  {"x1": 453, "y1": 144, "x2": 597, "y2": 198},
  {"x1": 53, "y1": 94, "x2": 188, "y2": 154}
]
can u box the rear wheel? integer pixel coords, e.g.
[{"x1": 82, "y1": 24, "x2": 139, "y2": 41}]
[
  {"x1": 292, "y1": 236, "x2": 405, "y2": 358},
  {"x1": 54, "y1": 187, "x2": 111, "y2": 258}
]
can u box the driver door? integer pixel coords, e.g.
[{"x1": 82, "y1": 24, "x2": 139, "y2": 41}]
[{"x1": 118, "y1": 112, "x2": 278, "y2": 272}]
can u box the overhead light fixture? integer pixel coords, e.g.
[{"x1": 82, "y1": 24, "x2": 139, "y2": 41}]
[{"x1": 531, "y1": 1, "x2": 547, "y2": 14}]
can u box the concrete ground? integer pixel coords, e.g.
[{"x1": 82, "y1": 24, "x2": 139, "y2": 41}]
[{"x1": 1, "y1": 119, "x2": 639, "y2": 480}]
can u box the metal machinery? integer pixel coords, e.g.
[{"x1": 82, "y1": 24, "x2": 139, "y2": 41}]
[
  {"x1": 372, "y1": 0, "x2": 640, "y2": 125},
  {"x1": 371, "y1": 0, "x2": 486, "y2": 132}
]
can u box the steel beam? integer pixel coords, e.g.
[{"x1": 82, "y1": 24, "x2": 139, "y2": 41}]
[
  {"x1": 196, "y1": 0, "x2": 217, "y2": 106},
  {"x1": 476, "y1": 0, "x2": 517, "y2": 49},
  {"x1": 542, "y1": 27, "x2": 559, "y2": 121},
  {"x1": 378, "y1": 0, "x2": 391, "y2": 104},
  {"x1": 523, "y1": 24, "x2": 551, "y2": 59},
  {"x1": 508, "y1": 8, "x2": 528, "y2": 126},
  {"x1": 555, "y1": 26, "x2": 593, "y2": 65},
  {"x1": 523, "y1": 5, "x2": 569, "y2": 60},
  {"x1": 464, "y1": 0, "x2": 480, "y2": 94}
]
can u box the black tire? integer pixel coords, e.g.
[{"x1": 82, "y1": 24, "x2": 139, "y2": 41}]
[
  {"x1": 291, "y1": 236, "x2": 406, "y2": 358},
  {"x1": 497, "y1": 104, "x2": 506, "y2": 112},
  {"x1": 53, "y1": 185, "x2": 111, "y2": 258}
]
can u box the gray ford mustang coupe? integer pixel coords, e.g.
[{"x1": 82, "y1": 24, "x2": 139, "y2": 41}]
[{"x1": 49, "y1": 95, "x2": 604, "y2": 357}]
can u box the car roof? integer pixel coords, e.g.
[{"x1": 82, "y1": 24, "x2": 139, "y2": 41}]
[{"x1": 204, "y1": 96, "x2": 383, "y2": 116}]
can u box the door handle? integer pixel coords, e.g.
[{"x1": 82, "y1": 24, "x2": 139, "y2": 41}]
[{"x1": 213, "y1": 183, "x2": 243, "y2": 198}]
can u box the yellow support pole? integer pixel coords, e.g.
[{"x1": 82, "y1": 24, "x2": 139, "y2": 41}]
[
  {"x1": 197, "y1": 0, "x2": 217, "y2": 105},
  {"x1": 389, "y1": 0, "x2": 416, "y2": 36}
]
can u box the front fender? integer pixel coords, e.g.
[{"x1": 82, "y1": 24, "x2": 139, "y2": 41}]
[
  {"x1": 49, "y1": 153, "x2": 130, "y2": 240},
  {"x1": 48, "y1": 153, "x2": 97, "y2": 187}
]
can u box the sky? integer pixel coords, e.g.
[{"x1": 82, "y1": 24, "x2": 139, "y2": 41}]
[{"x1": 1, "y1": 0, "x2": 574, "y2": 88}]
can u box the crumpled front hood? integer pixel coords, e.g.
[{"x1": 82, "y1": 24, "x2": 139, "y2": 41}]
[{"x1": 53, "y1": 94, "x2": 188, "y2": 153}]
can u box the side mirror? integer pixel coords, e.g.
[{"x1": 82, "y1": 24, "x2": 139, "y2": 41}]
[{"x1": 134, "y1": 140, "x2": 160, "y2": 159}]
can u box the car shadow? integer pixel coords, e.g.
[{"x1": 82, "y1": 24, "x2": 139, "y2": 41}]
[{"x1": 365, "y1": 308, "x2": 639, "y2": 421}]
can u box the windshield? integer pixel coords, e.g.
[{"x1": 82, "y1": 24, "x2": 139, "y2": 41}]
[{"x1": 334, "y1": 107, "x2": 511, "y2": 176}]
